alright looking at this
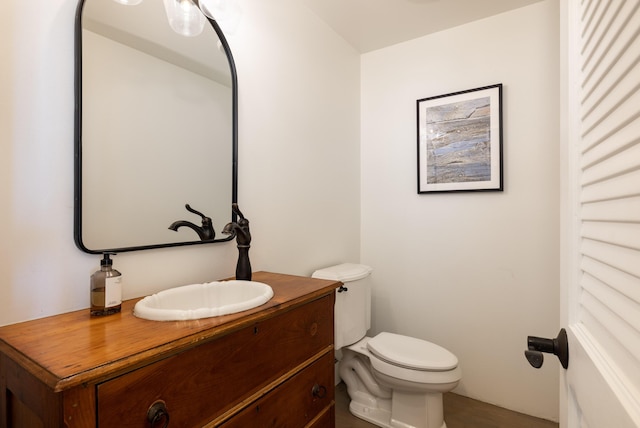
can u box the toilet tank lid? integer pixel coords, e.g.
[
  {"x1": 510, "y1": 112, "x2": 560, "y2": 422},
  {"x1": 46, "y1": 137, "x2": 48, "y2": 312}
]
[
  {"x1": 367, "y1": 332, "x2": 458, "y2": 371},
  {"x1": 311, "y1": 263, "x2": 373, "y2": 282}
]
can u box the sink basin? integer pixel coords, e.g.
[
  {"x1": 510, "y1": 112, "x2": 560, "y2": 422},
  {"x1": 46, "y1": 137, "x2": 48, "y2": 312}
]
[{"x1": 133, "y1": 280, "x2": 274, "y2": 321}]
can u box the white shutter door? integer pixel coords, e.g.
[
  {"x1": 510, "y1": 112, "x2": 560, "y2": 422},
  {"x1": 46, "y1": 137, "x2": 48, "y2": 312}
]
[{"x1": 563, "y1": 0, "x2": 640, "y2": 426}]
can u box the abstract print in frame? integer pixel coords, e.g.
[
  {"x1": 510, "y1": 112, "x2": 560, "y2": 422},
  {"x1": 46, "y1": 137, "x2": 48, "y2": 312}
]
[{"x1": 417, "y1": 84, "x2": 503, "y2": 193}]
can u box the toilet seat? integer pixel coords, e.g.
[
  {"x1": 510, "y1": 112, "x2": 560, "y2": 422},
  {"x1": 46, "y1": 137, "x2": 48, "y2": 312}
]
[
  {"x1": 367, "y1": 332, "x2": 458, "y2": 371},
  {"x1": 363, "y1": 333, "x2": 462, "y2": 386}
]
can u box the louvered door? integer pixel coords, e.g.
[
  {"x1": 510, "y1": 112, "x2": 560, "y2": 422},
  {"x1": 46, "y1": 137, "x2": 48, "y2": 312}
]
[{"x1": 561, "y1": 0, "x2": 640, "y2": 426}]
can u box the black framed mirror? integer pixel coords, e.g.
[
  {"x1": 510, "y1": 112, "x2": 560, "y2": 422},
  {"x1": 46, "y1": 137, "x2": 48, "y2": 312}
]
[{"x1": 74, "y1": 0, "x2": 238, "y2": 254}]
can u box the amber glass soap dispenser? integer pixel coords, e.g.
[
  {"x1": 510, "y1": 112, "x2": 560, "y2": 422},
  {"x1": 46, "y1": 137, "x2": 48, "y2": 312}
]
[{"x1": 90, "y1": 253, "x2": 123, "y2": 316}]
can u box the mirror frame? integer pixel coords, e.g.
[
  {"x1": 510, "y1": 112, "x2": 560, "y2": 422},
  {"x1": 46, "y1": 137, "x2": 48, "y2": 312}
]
[{"x1": 73, "y1": 0, "x2": 238, "y2": 254}]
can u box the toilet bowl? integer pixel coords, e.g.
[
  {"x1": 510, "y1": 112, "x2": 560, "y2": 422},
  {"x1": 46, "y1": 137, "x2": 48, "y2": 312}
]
[{"x1": 312, "y1": 263, "x2": 461, "y2": 428}]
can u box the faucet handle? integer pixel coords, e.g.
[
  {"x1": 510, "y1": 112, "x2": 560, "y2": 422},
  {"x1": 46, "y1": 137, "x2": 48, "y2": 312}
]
[
  {"x1": 184, "y1": 204, "x2": 215, "y2": 239},
  {"x1": 231, "y1": 203, "x2": 245, "y2": 220},
  {"x1": 185, "y1": 204, "x2": 207, "y2": 220}
]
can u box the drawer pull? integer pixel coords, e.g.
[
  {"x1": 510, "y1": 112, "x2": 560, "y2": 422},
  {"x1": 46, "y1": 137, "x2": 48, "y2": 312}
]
[
  {"x1": 311, "y1": 383, "x2": 327, "y2": 399},
  {"x1": 147, "y1": 400, "x2": 170, "y2": 428}
]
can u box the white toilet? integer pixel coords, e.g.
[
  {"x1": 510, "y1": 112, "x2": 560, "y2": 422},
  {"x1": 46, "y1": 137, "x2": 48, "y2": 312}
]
[{"x1": 312, "y1": 263, "x2": 461, "y2": 428}]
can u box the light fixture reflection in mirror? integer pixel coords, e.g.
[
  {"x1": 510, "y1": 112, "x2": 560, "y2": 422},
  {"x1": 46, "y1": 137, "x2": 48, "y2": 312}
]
[
  {"x1": 113, "y1": 0, "x2": 142, "y2": 5},
  {"x1": 198, "y1": 0, "x2": 241, "y2": 34},
  {"x1": 163, "y1": 0, "x2": 206, "y2": 37}
]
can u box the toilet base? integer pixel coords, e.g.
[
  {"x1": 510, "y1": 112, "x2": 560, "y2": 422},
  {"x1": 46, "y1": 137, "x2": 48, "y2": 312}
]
[
  {"x1": 348, "y1": 393, "x2": 447, "y2": 428},
  {"x1": 349, "y1": 400, "x2": 392, "y2": 428}
]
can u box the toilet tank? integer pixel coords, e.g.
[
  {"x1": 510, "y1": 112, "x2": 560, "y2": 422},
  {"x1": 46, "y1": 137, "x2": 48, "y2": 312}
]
[{"x1": 312, "y1": 263, "x2": 373, "y2": 349}]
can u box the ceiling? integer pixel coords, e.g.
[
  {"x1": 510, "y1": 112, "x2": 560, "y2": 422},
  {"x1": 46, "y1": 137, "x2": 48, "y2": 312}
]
[{"x1": 301, "y1": 0, "x2": 545, "y2": 53}]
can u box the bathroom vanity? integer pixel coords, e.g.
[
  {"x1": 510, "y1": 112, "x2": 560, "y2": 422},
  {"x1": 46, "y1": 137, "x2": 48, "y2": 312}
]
[{"x1": 0, "y1": 272, "x2": 339, "y2": 427}]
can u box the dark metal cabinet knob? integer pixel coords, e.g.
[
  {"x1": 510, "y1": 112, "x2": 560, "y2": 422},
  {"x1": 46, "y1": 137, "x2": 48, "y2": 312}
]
[
  {"x1": 147, "y1": 400, "x2": 170, "y2": 428},
  {"x1": 312, "y1": 383, "x2": 327, "y2": 399}
]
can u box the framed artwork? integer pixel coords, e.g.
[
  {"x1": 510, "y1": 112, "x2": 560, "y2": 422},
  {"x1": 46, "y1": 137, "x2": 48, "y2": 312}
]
[{"x1": 417, "y1": 84, "x2": 503, "y2": 193}]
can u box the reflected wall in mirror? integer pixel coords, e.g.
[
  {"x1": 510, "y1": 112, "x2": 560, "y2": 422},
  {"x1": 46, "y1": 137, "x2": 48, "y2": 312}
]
[{"x1": 75, "y1": 0, "x2": 238, "y2": 253}]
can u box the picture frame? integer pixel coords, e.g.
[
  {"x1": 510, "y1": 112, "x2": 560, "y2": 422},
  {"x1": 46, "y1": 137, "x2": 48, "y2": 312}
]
[{"x1": 417, "y1": 84, "x2": 503, "y2": 193}]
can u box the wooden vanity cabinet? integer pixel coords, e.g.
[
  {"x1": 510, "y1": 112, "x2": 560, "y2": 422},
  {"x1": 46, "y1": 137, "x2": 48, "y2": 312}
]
[
  {"x1": 0, "y1": 272, "x2": 339, "y2": 428},
  {"x1": 97, "y1": 294, "x2": 334, "y2": 427}
]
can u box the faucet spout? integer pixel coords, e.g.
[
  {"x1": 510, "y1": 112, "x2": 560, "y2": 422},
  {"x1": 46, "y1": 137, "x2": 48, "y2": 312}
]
[
  {"x1": 168, "y1": 220, "x2": 210, "y2": 241},
  {"x1": 221, "y1": 222, "x2": 236, "y2": 235},
  {"x1": 222, "y1": 203, "x2": 251, "y2": 245},
  {"x1": 168, "y1": 204, "x2": 215, "y2": 241}
]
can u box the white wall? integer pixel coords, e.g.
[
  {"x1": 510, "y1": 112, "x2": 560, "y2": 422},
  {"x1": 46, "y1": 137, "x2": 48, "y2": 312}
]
[
  {"x1": 360, "y1": 1, "x2": 560, "y2": 421},
  {"x1": 0, "y1": 0, "x2": 360, "y2": 326},
  {"x1": 231, "y1": 0, "x2": 361, "y2": 275}
]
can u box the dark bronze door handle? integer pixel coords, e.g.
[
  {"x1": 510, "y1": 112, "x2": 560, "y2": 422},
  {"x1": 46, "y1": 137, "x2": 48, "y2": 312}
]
[{"x1": 525, "y1": 328, "x2": 569, "y2": 369}]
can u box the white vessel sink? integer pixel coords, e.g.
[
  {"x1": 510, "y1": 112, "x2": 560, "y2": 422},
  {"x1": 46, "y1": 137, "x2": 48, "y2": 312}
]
[{"x1": 133, "y1": 280, "x2": 274, "y2": 321}]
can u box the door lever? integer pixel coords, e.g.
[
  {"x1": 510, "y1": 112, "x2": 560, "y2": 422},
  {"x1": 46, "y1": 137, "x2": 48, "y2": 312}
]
[{"x1": 524, "y1": 328, "x2": 569, "y2": 369}]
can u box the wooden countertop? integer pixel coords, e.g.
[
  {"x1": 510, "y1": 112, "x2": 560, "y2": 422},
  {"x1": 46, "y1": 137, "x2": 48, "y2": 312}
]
[{"x1": 0, "y1": 272, "x2": 340, "y2": 392}]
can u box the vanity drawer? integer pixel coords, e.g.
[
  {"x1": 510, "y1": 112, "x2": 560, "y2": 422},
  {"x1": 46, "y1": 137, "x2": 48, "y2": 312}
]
[
  {"x1": 219, "y1": 351, "x2": 334, "y2": 428},
  {"x1": 307, "y1": 407, "x2": 335, "y2": 428},
  {"x1": 97, "y1": 294, "x2": 333, "y2": 427}
]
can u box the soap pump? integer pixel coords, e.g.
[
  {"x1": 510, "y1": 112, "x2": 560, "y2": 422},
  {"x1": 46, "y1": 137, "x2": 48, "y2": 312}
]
[{"x1": 90, "y1": 253, "x2": 123, "y2": 316}]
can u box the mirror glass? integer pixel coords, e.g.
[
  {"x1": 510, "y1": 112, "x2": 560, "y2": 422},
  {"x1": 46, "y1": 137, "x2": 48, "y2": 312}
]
[{"x1": 75, "y1": 0, "x2": 237, "y2": 253}]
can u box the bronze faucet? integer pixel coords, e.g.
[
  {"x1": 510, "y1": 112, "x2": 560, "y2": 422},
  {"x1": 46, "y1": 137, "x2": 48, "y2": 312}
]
[
  {"x1": 222, "y1": 203, "x2": 252, "y2": 281},
  {"x1": 168, "y1": 204, "x2": 216, "y2": 241}
]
